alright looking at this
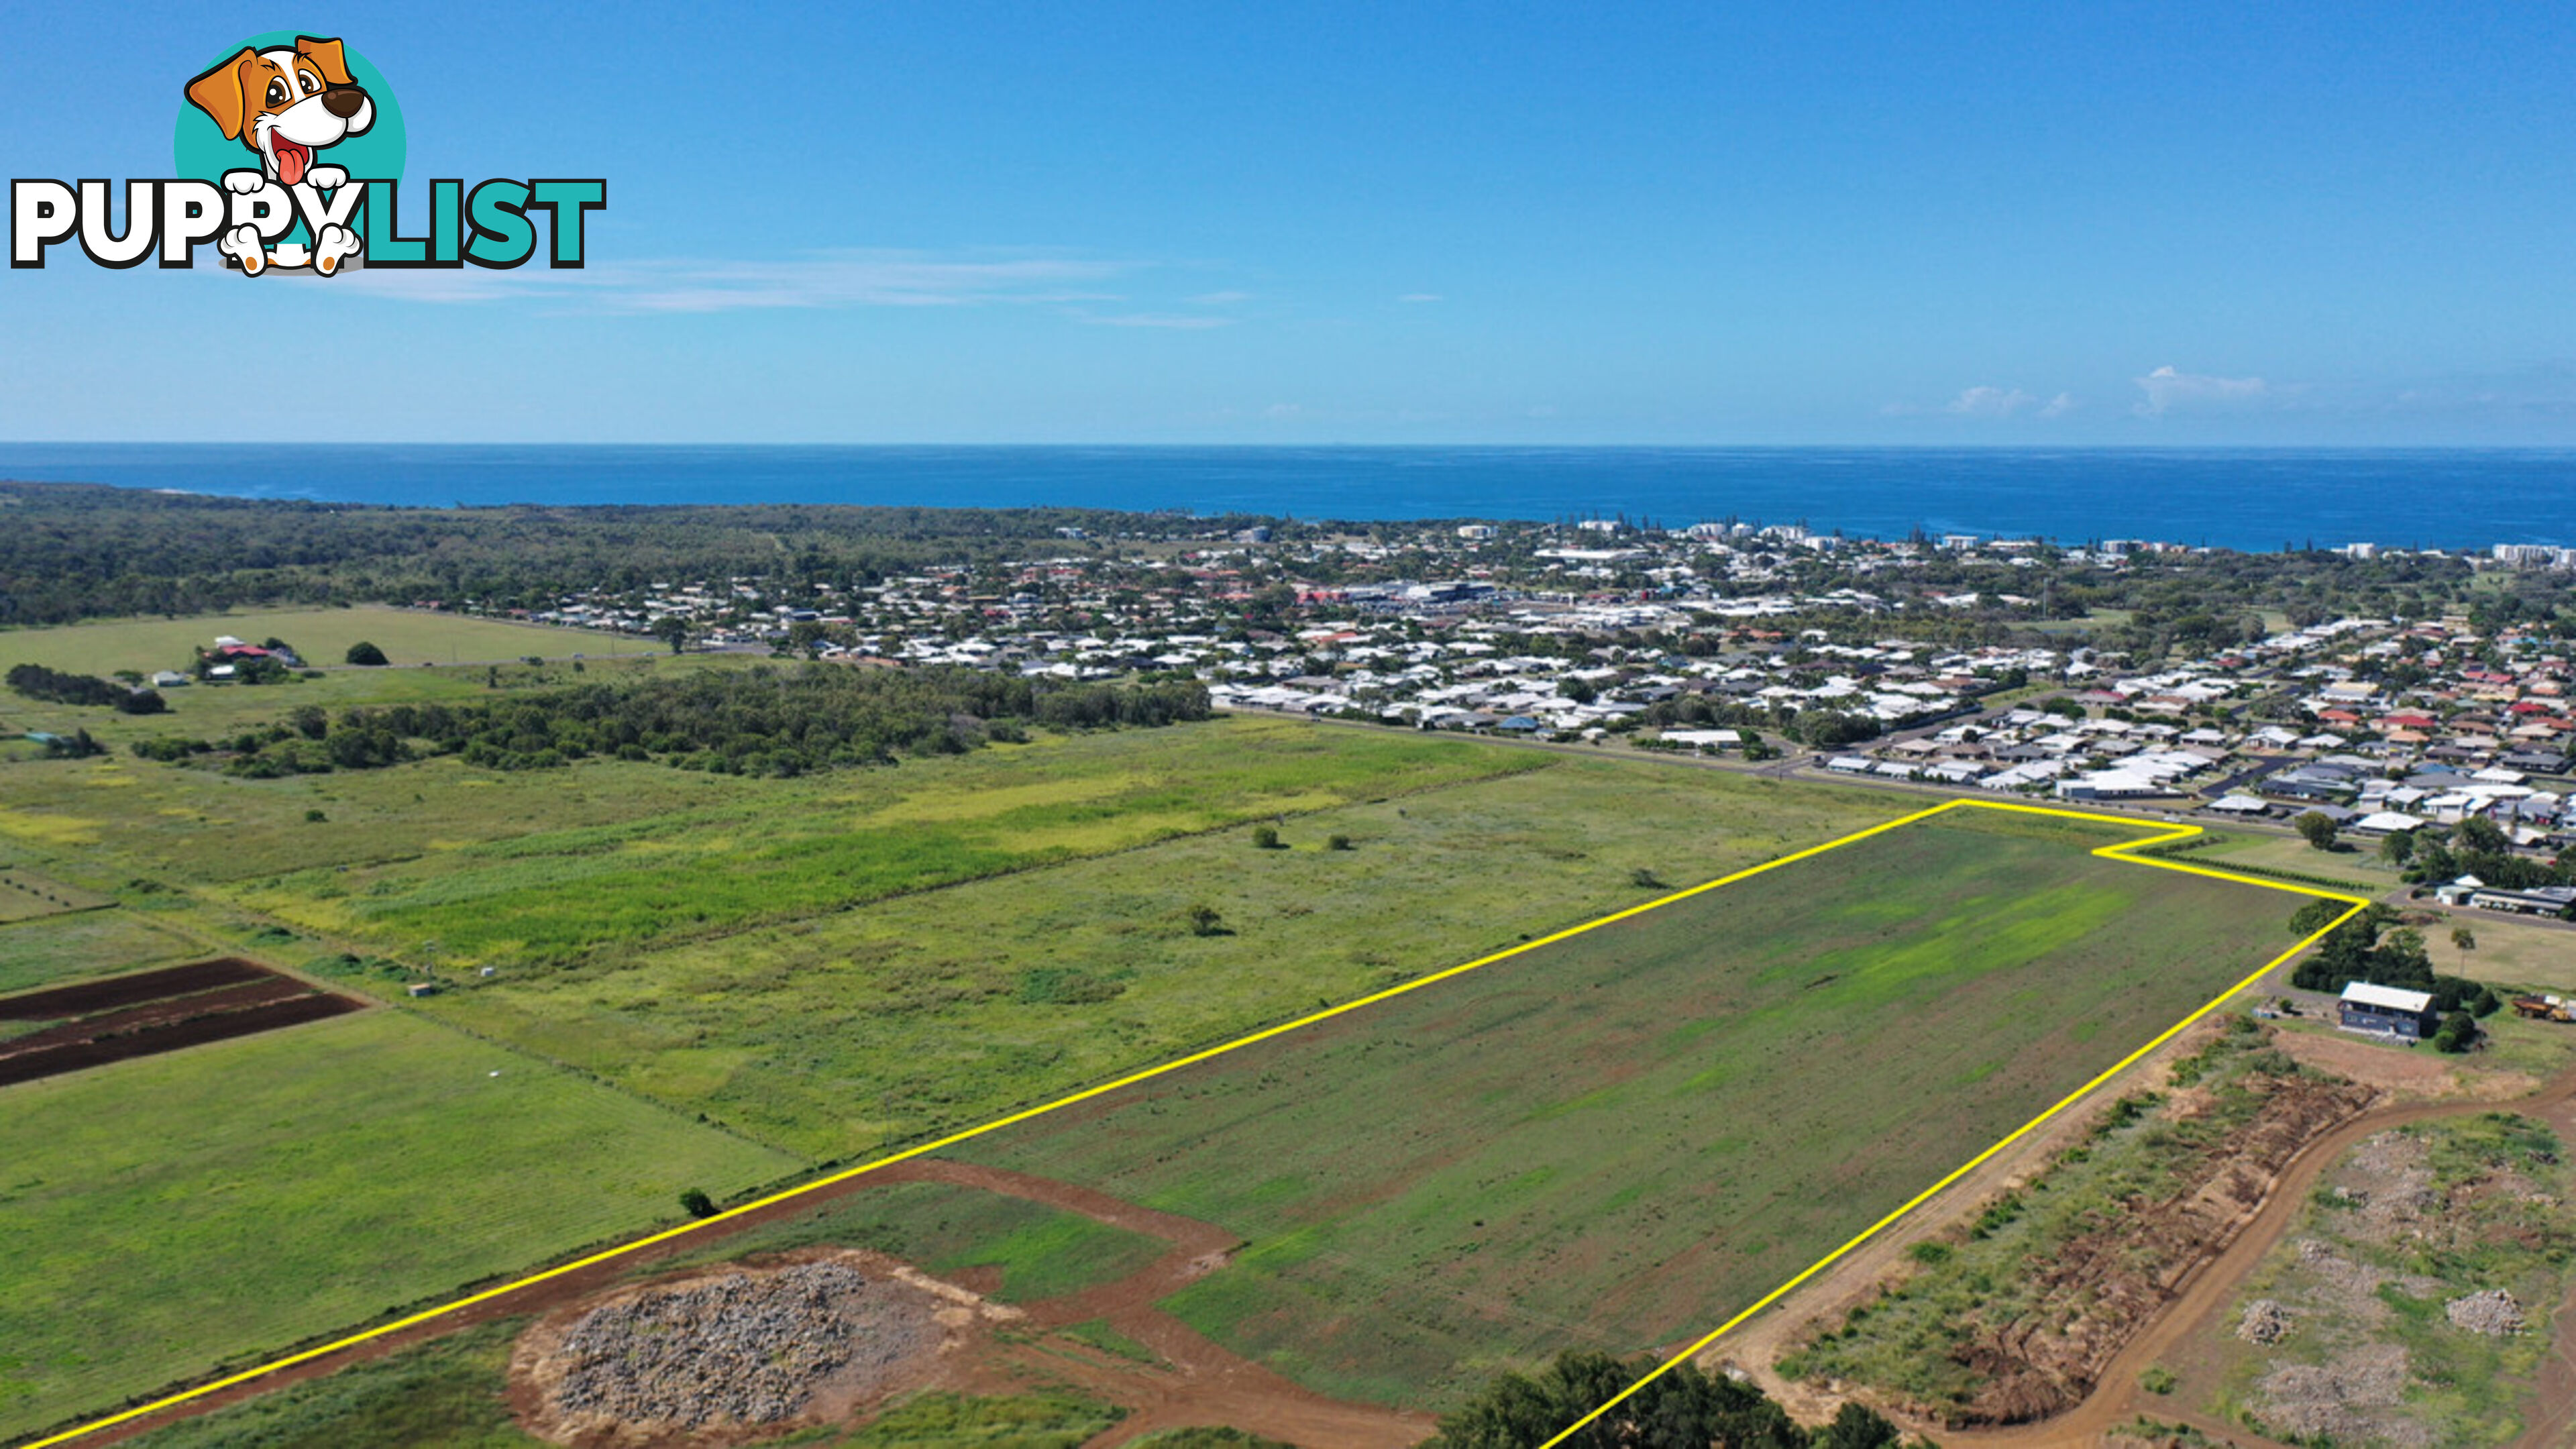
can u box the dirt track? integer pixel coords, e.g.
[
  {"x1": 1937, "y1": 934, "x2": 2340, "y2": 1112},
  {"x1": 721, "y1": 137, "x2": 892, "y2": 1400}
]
[
  {"x1": 879, "y1": 1159, "x2": 1435, "y2": 1448},
  {"x1": 1930, "y1": 1061, "x2": 2576, "y2": 1448},
  {"x1": 69, "y1": 1155, "x2": 1432, "y2": 1449}
]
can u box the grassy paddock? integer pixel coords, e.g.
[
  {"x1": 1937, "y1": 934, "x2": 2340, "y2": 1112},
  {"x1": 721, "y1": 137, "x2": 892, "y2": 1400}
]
[
  {"x1": 0, "y1": 908, "x2": 205, "y2": 996},
  {"x1": 2428, "y1": 912, "x2": 2576, "y2": 994},
  {"x1": 0, "y1": 605, "x2": 633, "y2": 678},
  {"x1": 645, "y1": 1179, "x2": 1167, "y2": 1305},
  {"x1": 118, "y1": 1320, "x2": 539, "y2": 1449},
  {"x1": 225, "y1": 715, "x2": 1544, "y2": 967},
  {"x1": 414, "y1": 757, "x2": 1894, "y2": 1159},
  {"x1": 0, "y1": 651, "x2": 724, "y2": 757},
  {"x1": 918, "y1": 811, "x2": 2303, "y2": 1409},
  {"x1": 0, "y1": 1010, "x2": 794, "y2": 1442}
]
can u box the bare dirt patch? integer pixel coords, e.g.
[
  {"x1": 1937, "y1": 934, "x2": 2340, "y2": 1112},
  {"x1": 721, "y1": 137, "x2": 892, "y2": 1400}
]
[
  {"x1": 0, "y1": 957, "x2": 270, "y2": 1018},
  {"x1": 2266, "y1": 1028, "x2": 2475, "y2": 1099},
  {"x1": 0, "y1": 958, "x2": 360, "y2": 1086},
  {"x1": 1933, "y1": 1071, "x2": 2380, "y2": 1426},
  {"x1": 513, "y1": 1249, "x2": 996, "y2": 1448}
]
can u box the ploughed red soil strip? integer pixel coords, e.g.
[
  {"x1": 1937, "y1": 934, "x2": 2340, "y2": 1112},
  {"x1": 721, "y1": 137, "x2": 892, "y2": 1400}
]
[
  {"x1": 0, "y1": 957, "x2": 270, "y2": 1019},
  {"x1": 0, "y1": 960, "x2": 362, "y2": 1087},
  {"x1": 0, "y1": 977, "x2": 313, "y2": 1055}
]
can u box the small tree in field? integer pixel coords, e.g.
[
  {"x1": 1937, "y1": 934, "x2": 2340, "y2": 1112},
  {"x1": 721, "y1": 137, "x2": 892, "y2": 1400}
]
[
  {"x1": 1251, "y1": 825, "x2": 1282, "y2": 850},
  {"x1": 680, "y1": 1187, "x2": 717, "y2": 1218},
  {"x1": 344, "y1": 641, "x2": 388, "y2": 665},
  {"x1": 1327, "y1": 833, "x2": 1352, "y2": 851},
  {"x1": 2294, "y1": 811, "x2": 2339, "y2": 851},
  {"x1": 2452, "y1": 924, "x2": 2477, "y2": 951},
  {"x1": 1187, "y1": 904, "x2": 1224, "y2": 936}
]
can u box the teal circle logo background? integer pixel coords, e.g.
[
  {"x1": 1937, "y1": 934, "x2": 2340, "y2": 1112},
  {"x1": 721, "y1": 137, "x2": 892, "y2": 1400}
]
[{"x1": 173, "y1": 32, "x2": 406, "y2": 183}]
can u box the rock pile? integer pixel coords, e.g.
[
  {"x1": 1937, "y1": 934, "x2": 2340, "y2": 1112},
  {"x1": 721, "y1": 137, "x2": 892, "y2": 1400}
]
[
  {"x1": 2236, "y1": 1299, "x2": 2294, "y2": 1344},
  {"x1": 547, "y1": 1261, "x2": 934, "y2": 1429},
  {"x1": 2445, "y1": 1289, "x2": 2525, "y2": 1336}
]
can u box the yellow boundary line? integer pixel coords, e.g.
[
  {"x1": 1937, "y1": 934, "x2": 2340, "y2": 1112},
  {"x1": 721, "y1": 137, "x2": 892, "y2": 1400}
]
[
  {"x1": 1534, "y1": 800, "x2": 2372, "y2": 1448},
  {"x1": 30, "y1": 799, "x2": 2370, "y2": 1449}
]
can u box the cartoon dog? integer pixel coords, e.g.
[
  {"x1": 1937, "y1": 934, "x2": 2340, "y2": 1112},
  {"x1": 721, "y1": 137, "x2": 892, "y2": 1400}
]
[{"x1": 184, "y1": 36, "x2": 373, "y2": 275}]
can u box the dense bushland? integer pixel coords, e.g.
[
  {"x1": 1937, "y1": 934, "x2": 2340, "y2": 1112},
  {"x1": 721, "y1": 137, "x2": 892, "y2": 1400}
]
[
  {"x1": 1430, "y1": 1350, "x2": 1922, "y2": 1448},
  {"x1": 129, "y1": 664, "x2": 1209, "y2": 778}
]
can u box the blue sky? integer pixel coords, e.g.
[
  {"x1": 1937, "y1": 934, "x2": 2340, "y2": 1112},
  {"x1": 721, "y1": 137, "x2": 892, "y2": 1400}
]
[{"x1": 5, "y1": 2, "x2": 2573, "y2": 443}]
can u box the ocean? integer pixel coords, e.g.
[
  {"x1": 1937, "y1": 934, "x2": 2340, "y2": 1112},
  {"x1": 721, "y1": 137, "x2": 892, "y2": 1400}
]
[{"x1": 3, "y1": 444, "x2": 2572, "y2": 553}]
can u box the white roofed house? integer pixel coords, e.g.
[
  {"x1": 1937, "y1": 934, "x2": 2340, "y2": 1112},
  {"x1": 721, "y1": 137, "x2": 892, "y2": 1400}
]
[{"x1": 2338, "y1": 981, "x2": 2438, "y2": 1040}]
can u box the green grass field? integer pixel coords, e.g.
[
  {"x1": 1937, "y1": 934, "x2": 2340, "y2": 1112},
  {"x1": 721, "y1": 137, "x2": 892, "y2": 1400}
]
[
  {"x1": 0, "y1": 1010, "x2": 794, "y2": 1444},
  {"x1": 645, "y1": 1179, "x2": 1167, "y2": 1304},
  {"x1": 0, "y1": 908, "x2": 204, "y2": 996},
  {"x1": 2179, "y1": 830, "x2": 2401, "y2": 891},
  {"x1": 0, "y1": 651, "x2": 720, "y2": 761},
  {"x1": 910, "y1": 810, "x2": 2304, "y2": 1409},
  {"x1": 0, "y1": 605, "x2": 633, "y2": 678},
  {"x1": 221, "y1": 715, "x2": 1546, "y2": 965},
  {"x1": 405, "y1": 753, "x2": 1892, "y2": 1159}
]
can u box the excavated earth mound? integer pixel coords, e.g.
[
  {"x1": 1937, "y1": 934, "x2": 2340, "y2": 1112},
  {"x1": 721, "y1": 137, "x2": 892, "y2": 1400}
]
[{"x1": 516, "y1": 1254, "x2": 951, "y2": 1446}]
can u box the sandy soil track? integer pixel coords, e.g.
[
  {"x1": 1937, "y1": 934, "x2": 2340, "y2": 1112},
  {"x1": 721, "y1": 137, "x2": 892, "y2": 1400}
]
[{"x1": 1923, "y1": 1061, "x2": 2576, "y2": 1448}]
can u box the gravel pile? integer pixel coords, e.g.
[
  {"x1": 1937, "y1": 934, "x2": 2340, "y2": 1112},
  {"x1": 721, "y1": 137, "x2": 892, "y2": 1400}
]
[
  {"x1": 2445, "y1": 1289, "x2": 2526, "y2": 1336},
  {"x1": 2237, "y1": 1299, "x2": 2294, "y2": 1344},
  {"x1": 548, "y1": 1261, "x2": 934, "y2": 1429},
  {"x1": 2256, "y1": 1344, "x2": 2421, "y2": 1445}
]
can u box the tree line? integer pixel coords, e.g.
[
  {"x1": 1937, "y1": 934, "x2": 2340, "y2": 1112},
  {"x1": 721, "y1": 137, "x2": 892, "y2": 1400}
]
[
  {"x1": 0, "y1": 482, "x2": 1273, "y2": 626},
  {"x1": 6, "y1": 662, "x2": 165, "y2": 713},
  {"x1": 129, "y1": 664, "x2": 1210, "y2": 778}
]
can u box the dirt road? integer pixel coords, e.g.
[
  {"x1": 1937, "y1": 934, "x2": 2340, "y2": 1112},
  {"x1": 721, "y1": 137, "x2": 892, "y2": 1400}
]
[
  {"x1": 68, "y1": 1154, "x2": 1432, "y2": 1449},
  {"x1": 1931, "y1": 1061, "x2": 2576, "y2": 1449}
]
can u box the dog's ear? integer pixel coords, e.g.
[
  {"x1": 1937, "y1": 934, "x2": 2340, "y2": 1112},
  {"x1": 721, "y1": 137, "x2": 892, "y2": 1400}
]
[
  {"x1": 294, "y1": 36, "x2": 356, "y2": 88},
  {"x1": 185, "y1": 48, "x2": 258, "y2": 141}
]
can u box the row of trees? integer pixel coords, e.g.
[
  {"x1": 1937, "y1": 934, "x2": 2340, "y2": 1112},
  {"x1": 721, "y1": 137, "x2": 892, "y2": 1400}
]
[
  {"x1": 6, "y1": 663, "x2": 164, "y2": 713},
  {"x1": 2293, "y1": 811, "x2": 2575, "y2": 899},
  {"x1": 132, "y1": 665, "x2": 1210, "y2": 779}
]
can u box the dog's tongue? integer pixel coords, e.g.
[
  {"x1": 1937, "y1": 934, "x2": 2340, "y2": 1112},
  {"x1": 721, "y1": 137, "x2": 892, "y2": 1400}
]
[{"x1": 276, "y1": 139, "x2": 310, "y2": 187}]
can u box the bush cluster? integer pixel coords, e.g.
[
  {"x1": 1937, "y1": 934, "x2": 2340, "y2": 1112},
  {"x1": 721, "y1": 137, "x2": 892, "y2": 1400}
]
[
  {"x1": 6, "y1": 662, "x2": 164, "y2": 713},
  {"x1": 1432, "y1": 1350, "x2": 1918, "y2": 1448}
]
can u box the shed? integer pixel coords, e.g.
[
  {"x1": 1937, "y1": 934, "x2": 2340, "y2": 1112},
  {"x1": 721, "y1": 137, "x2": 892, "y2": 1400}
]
[{"x1": 2337, "y1": 981, "x2": 2436, "y2": 1040}]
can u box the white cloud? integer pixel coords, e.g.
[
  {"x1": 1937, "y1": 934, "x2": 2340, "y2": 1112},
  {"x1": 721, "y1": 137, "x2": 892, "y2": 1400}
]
[
  {"x1": 1945, "y1": 385, "x2": 2039, "y2": 418},
  {"x1": 1397, "y1": 292, "x2": 1443, "y2": 303},
  {"x1": 2133, "y1": 364, "x2": 2268, "y2": 417},
  {"x1": 1188, "y1": 290, "x2": 1254, "y2": 305},
  {"x1": 270, "y1": 249, "x2": 1134, "y2": 315},
  {"x1": 1077, "y1": 312, "x2": 1234, "y2": 329},
  {"x1": 1880, "y1": 384, "x2": 2074, "y2": 420}
]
